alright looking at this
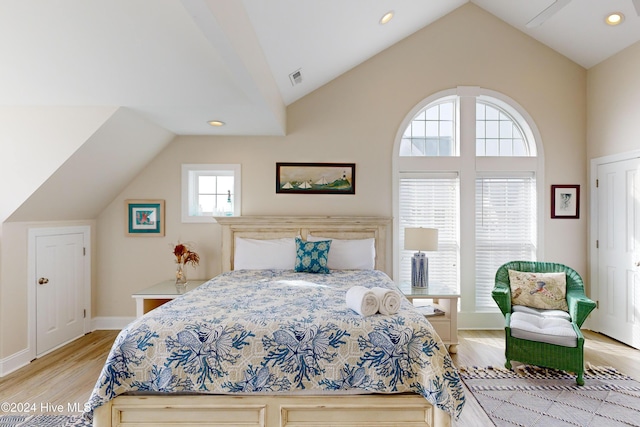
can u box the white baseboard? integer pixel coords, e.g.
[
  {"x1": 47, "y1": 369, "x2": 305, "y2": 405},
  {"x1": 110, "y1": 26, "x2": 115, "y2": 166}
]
[
  {"x1": 0, "y1": 347, "x2": 32, "y2": 377},
  {"x1": 91, "y1": 316, "x2": 135, "y2": 330}
]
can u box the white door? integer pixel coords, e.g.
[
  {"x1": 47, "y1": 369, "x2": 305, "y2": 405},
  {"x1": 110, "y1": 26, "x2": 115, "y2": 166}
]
[
  {"x1": 596, "y1": 157, "x2": 640, "y2": 349},
  {"x1": 36, "y1": 232, "x2": 85, "y2": 355}
]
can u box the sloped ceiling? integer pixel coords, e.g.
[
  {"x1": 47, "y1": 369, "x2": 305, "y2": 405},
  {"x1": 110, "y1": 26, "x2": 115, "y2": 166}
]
[
  {"x1": 0, "y1": 106, "x2": 119, "y2": 223},
  {"x1": 2, "y1": 0, "x2": 639, "y2": 137},
  {"x1": 2, "y1": 0, "x2": 640, "y2": 224},
  {"x1": 7, "y1": 108, "x2": 175, "y2": 222},
  {"x1": 0, "y1": 0, "x2": 285, "y2": 136}
]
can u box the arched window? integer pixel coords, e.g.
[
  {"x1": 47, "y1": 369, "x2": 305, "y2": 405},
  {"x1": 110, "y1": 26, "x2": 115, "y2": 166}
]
[
  {"x1": 400, "y1": 99, "x2": 456, "y2": 156},
  {"x1": 394, "y1": 87, "x2": 543, "y2": 321},
  {"x1": 476, "y1": 101, "x2": 531, "y2": 156}
]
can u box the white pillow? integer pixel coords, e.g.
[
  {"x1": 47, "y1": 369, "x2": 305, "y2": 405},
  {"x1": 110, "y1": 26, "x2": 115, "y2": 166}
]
[
  {"x1": 307, "y1": 235, "x2": 375, "y2": 270},
  {"x1": 234, "y1": 237, "x2": 296, "y2": 270}
]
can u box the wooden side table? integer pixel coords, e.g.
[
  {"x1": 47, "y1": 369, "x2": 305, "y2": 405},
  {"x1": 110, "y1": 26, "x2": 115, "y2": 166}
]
[
  {"x1": 397, "y1": 282, "x2": 460, "y2": 354},
  {"x1": 132, "y1": 279, "x2": 207, "y2": 317}
]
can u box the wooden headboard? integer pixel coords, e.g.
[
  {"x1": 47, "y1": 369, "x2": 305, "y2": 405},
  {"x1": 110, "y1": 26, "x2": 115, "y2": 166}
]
[{"x1": 214, "y1": 216, "x2": 392, "y2": 275}]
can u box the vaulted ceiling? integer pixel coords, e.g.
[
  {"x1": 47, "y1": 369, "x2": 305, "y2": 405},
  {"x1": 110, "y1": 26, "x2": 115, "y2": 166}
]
[{"x1": 2, "y1": 0, "x2": 639, "y2": 137}]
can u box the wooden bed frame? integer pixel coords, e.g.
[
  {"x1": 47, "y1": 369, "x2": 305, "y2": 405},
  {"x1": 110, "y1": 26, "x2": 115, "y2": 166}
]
[{"x1": 93, "y1": 216, "x2": 452, "y2": 427}]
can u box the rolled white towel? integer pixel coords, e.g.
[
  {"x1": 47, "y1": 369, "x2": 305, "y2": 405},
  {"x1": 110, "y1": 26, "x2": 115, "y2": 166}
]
[
  {"x1": 372, "y1": 287, "x2": 402, "y2": 315},
  {"x1": 346, "y1": 286, "x2": 379, "y2": 316}
]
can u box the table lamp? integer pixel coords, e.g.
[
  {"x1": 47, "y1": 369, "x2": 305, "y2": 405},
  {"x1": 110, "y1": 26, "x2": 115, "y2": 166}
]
[{"x1": 404, "y1": 227, "x2": 438, "y2": 288}]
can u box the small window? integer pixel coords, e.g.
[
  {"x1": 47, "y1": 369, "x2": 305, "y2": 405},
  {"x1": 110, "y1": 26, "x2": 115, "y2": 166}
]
[{"x1": 181, "y1": 164, "x2": 241, "y2": 223}]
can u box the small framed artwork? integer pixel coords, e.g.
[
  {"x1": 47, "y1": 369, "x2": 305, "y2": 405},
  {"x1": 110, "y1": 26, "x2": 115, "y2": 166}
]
[
  {"x1": 276, "y1": 162, "x2": 356, "y2": 194},
  {"x1": 551, "y1": 185, "x2": 580, "y2": 219},
  {"x1": 125, "y1": 199, "x2": 165, "y2": 236}
]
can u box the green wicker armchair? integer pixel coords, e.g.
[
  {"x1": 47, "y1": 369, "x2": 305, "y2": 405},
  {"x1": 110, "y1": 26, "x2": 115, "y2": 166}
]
[{"x1": 492, "y1": 261, "x2": 596, "y2": 385}]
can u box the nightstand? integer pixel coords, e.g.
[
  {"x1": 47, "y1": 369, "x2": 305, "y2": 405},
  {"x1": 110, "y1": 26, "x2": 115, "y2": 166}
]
[
  {"x1": 132, "y1": 279, "x2": 207, "y2": 318},
  {"x1": 397, "y1": 282, "x2": 460, "y2": 354}
]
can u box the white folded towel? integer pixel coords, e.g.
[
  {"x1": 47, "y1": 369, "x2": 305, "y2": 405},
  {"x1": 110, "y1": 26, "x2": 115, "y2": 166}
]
[
  {"x1": 346, "y1": 286, "x2": 379, "y2": 316},
  {"x1": 371, "y1": 287, "x2": 401, "y2": 315}
]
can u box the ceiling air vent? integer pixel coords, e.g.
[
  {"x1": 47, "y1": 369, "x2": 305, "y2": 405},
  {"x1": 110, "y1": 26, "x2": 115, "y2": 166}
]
[{"x1": 289, "y1": 69, "x2": 303, "y2": 86}]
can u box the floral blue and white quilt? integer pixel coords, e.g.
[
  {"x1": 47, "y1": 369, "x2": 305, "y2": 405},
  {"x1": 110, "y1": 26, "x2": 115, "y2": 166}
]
[{"x1": 85, "y1": 269, "x2": 465, "y2": 419}]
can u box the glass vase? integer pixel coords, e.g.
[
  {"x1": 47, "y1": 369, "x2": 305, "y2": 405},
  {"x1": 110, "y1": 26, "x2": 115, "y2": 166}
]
[{"x1": 175, "y1": 262, "x2": 187, "y2": 292}]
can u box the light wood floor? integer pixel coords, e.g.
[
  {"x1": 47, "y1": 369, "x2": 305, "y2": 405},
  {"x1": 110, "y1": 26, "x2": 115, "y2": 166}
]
[
  {"x1": 0, "y1": 330, "x2": 118, "y2": 415},
  {"x1": 0, "y1": 329, "x2": 637, "y2": 426}
]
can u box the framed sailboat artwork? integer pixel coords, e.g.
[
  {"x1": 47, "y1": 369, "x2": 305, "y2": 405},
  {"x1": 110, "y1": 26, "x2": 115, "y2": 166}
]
[{"x1": 276, "y1": 162, "x2": 355, "y2": 194}]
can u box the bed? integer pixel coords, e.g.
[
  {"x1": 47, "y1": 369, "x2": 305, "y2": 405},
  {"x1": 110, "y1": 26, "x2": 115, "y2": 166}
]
[{"x1": 88, "y1": 216, "x2": 465, "y2": 427}]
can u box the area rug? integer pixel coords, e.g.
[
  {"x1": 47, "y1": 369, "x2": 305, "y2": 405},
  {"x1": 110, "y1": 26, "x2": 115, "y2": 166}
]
[
  {"x1": 0, "y1": 414, "x2": 90, "y2": 427},
  {"x1": 459, "y1": 365, "x2": 640, "y2": 427}
]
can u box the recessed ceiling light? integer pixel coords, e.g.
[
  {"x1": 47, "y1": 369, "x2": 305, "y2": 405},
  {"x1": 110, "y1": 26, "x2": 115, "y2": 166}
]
[
  {"x1": 605, "y1": 12, "x2": 624, "y2": 25},
  {"x1": 379, "y1": 11, "x2": 394, "y2": 25},
  {"x1": 207, "y1": 120, "x2": 225, "y2": 127}
]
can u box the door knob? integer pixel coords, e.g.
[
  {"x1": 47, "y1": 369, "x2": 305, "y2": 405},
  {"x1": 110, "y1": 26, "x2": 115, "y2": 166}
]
[
  {"x1": 38, "y1": 277, "x2": 49, "y2": 285},
  {"x1": 636, "y1": 261, "x2": 640, "y2": 267}
]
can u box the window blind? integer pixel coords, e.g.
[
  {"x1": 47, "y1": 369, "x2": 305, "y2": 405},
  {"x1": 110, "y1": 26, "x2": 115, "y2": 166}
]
[
  {"x1": 398, "y1": 173, "x2": 459, "y2": 290},
  {"x1": 475, "y1": 175, "x2": 537, "y2": 309}
]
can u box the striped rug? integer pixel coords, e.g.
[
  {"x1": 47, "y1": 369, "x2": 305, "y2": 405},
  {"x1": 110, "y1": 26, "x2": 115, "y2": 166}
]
[{"x1": 459, "y1": 365, "x2": 640, "y2": 426}]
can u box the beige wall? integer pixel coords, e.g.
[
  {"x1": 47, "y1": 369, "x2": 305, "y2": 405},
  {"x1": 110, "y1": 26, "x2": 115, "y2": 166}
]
[
  {"x1": 584, "y1": 36, "x2": 640, "y2": 320},
  {"x1": 95, "y1": 4, "x2": 587, "y2": 319},
  {"x1": 2, "y1": 4, "x2": 590, "y2": 360},
  {"x1": 587, "y1": 41, "x2": 640, "y2": 159}
]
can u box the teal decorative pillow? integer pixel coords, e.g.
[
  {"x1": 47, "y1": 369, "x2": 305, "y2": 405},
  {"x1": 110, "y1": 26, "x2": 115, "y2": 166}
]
[{"x1": 295, "y1": 237, "x2": 331, "y2": 274}]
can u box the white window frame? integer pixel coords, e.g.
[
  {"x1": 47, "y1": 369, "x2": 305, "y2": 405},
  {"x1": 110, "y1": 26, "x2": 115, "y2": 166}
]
[
  {"x1": 181, "y1": 164, "x2": 241, "y2": 223},
  {"x1": 393, "y1": 86, "x2": 545, "y2": 328}
]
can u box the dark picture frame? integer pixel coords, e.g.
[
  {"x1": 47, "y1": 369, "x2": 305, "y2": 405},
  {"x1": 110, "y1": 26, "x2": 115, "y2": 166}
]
[
  {"x1": 125, "y1": 199, "x2": 165, "y2": 236},
  {"x1": 276, "y1": 162, "x2": 356, "y2": 194},
  {"x1": 551, "y1": 185, "x2": 580, "y2": 219}
]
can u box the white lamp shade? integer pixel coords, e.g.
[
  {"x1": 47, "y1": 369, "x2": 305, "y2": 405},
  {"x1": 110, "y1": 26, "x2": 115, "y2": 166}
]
[{"x1": 404, "y1": 228, "x2": 438, "y2": 251}]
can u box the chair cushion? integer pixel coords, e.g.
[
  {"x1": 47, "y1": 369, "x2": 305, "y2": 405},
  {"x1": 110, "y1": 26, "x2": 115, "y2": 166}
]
[
  {"x1": 508, "y1": 270, "x2": 569, "y2": 312},
  {"x1": 512, "y1": 305, "x2": 571, "y2": 321},
  {"x1": 510, "y1": 311, "x2": 577, "y2": 347}
]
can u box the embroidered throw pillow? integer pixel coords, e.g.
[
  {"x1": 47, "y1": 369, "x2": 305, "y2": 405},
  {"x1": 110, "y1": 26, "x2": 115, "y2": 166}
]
[
  {"x1": 508, "y1": 270, "x2": 569, "y2": 312},
  {"x1": 295, "y1": 237, "x2": 331, "y2": 274}
]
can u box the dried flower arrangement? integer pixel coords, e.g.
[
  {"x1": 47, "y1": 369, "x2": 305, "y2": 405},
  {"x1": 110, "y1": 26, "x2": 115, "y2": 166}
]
[
  {"x1": 172, "y1": 241, "x2": 200, "y2": 286},
  {"x1": 173, "y1": 242, "x2": 200, "y2": 267}
]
